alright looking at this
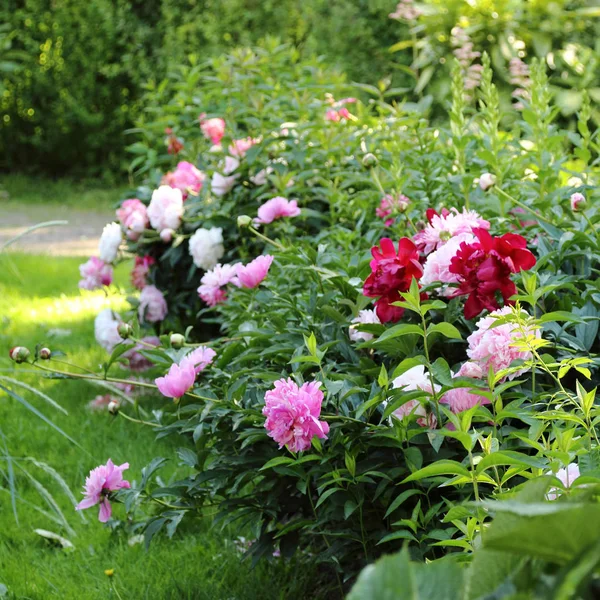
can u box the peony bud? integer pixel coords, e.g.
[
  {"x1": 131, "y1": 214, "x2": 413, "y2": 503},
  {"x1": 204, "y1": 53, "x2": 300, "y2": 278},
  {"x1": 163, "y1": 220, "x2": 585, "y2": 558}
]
[
  {"x1": 479, "y1": 173, "x2": 496, "y2": 191},
  {"x1": 39, "y1": 347, "x2": 52, "y2": 360},
  {"x1": 570, "y1": 192, "x2": 587, "y2": 212},
  {"x1": 237, "y1": 215, "x2": 252, "y2": 228},
  {"x1": 170, "y1": 333, "x2": 186, "y2": 349},
  {"x1": 160, "y1": 229, "x2": 174, "y2": 243},
  {"x1": 107, "y1": 399, "x2": 120, "y2": 415},
  {"x1": 9, "y1": 346, "x2": 30, "y2": 363},
  {"x1": 362, "y1": 153, "x2": 378, "y2": 168},
  {"x1": 117, "y1": 322, "x2": 133, "y2": 339}
]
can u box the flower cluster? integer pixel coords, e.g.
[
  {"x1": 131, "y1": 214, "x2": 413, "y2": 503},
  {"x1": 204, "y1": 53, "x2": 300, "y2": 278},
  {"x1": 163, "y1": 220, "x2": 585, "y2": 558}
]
[
  {"x1": 376, "y1": 193, "x2": 410, "y2": 227},
  {"x1": 509, "y1": 57, "x2": 531, "y2": 110},
  {"x1": 451, "y1": 26, "x2": 483, "y2": 93},
  {"x1": 324, "y1": 95, "x2": 357, "y2": 122},
  {"x1": 389, "y1": 0, "x2": 422, "y2": 21}
]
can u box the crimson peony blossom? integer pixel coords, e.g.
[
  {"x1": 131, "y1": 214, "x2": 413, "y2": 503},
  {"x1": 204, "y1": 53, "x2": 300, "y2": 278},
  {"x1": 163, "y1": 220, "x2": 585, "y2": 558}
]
[
  {"x1": 449, "y1": 228, "x2": 536, "y2": 319},
  {"x1": 75, "y1": 459, "x2": 130, "y2": 522},
  {"x1": 236, "y1": 255, "x2": 274, "y2": 288},
  {"x1": 79, "y1": 257, "x2": 113, "y2": 290},
  {"x1": 362, "y1": 238, "x2": 424, "y2": 323},
  {"x1": 254, "y1": 197, "x2": 301, "y2": 225},
  {"x1": 262, "y1": 378, "x2": 329, "y2": 453},
  {"x1": 130, "y1": 255, "x2": 155, "y2": 290}
]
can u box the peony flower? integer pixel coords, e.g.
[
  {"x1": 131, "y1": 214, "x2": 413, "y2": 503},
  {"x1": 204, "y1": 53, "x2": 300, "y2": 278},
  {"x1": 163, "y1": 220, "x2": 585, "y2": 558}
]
[
  {"x1": 123, "y1": 336, "x2": 160, "y2": 371},
  {"x1": 229, "y1": 137, "x2": 260, "y2": 158},
  {"x1": 420, "y1": 233, "x2": 476, "y2": 295},
  {"x1": 116, "y1": 199, "x2": 149, "y2": 240},
  {"x1": 197, "y1": 263, "x2": 238, "y2": 306},
  {"x1": 449, "y1": 228, "x2": 536, "y2": 319},
  {"x1": 162, "y1": 162, "x2": 205, "y2": 199},
  {"x1": 211, "y1": 172, "x2": 237, "y2": 197},
  {"x1": 570, "y1": 192, "x2": 586, "y2": 212},
  {"x1": 325, "y1": 109, "x2": 341, "y2": 122},
  {"x1": 547, "y1": 463, "x2": 581, "y2": 500},
  {"x1": 138, "y1": 285, "x2": 168, "y2": 323},
  {"x1": 189, "y1": 227, "x2": 225, "y2": 271},
  {"x1": 262, "y1": 378, "x2": 329, "y2": 452},
  {"x1": 349, "y1": 309, "x2": 381, "y2": 342},
  {"x1": 182, "y1": 346, "x2": 216, "y2": 374},
  {"x1": 79, "y1": 257, "x2": 113, "y2": 290},
  {"x1": 362, "y1": 238, "x2": 424, "y2": 323},
  {"x1": 199, "y1": 115, "x2": 226, "y2": 145},
  {"x1": 98, "y1": 223, "x2": 122, "y2": 264},
  {"x1": 223, "y1": 156, "x2": 240, "y2": 175},
  {"x1": 413, "y1": 208, "x2": 490, "y2": 255},
  {"x1": 390, "y1": 366, "x2": 439, "y2": 427},
  {"x1": 130, "y1": 255, "x2": 155, "y2": 290},
  {"x1": 376, "y1": 193, "x2": 410, "y2": 227},
  {"x1": 250, "y1": 167, "x2": 273, "y2": 186},
  {"x1": 235, "y1": 255, "x2": 274, "y2": 288},
  {"x1": 479, "y1": 173, "x2": 496, "y2": 191},
  {"x1": 75, "y1": 459, "x2": 131, "y2": 522},
  {"x1": 147, "y1": 186, "x2": 184, "y2": 235},
  {"x1": 441, "y1": 386, "x2": 490, "y2": 414},
  {"x1": 389, "y1": 0, "x2": 422, "y2": 20},
  {"x1": 254, "y1": 197, "x2": 301, "y2": 225},
  {"x1": 466, "y1": 306, "x2": 540, "y2": 378},
  {"x1": 160, "y1": 229, "x2": 174, "y2": 243},
  {"x1": 155, "y1": 360, "x2": 196, "y2": 399},
  {"x1": 95, "y1": 308, "x2": 122, "y2": 353}
]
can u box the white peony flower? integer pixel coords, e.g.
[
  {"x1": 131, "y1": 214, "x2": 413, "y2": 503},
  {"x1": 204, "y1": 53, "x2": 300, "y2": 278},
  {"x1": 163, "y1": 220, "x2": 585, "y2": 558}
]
[
  {"x1": 98, "y1": 222, "x2": 122, "y2": 264},
  {"x1": 349, "y1": 309, "x2": 380, "y2": 342},
  {"x1": 94, "y1": 308, "x2": 122, "y2": 353},
  {"x1": 147, "y1": 185, "x2": 184, "y2": 234},
  {"x1": 211, "y1": 172, "x2": 237, "y2": 197},
  {"x1": 223, "y1": 156, "x2": 240, "y2": 175},
  {"x1": 189, "y1": 227, "x2": 225, "y2": 270},
  {"x1": 478, "y1": 172, "x2": 496, "y2": 191}
]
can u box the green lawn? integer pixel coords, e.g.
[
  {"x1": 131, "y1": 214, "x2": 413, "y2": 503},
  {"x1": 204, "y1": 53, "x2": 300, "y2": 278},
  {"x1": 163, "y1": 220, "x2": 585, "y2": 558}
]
[{"x1": 0, "y1": 253, "x2": 309, "y2": 599}]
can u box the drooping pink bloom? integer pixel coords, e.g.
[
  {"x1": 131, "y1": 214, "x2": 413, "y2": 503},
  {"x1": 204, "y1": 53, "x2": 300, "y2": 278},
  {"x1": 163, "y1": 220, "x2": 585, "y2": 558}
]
[
  {"x1": 124, "y1": 336, "x2": 161, "y2": 371},
  {"x1": 138, "y1": 285, "x2": 168, "y2": 323},
  {"x1": 254, "y1": 197, "x2": 301, "y2": 225},
  {"x1": 229, "y1": 137, "x2": 260, "y2": 158},
  {"x1": 197, "y1": 263, "x2": 238, "y2": 307},
  {"x1": 413, "y1": 208, "x2": 490, "y2": 255},
  {"x1": 130, "y1": 255, "x2": 155, "y2": 290},
  {"x1": 390, "y1": 365, "x2": 439, "y2": 428},
  {"x1": 75, "y1": 459, "x2": 131, "y2": 522},
  {"x1": 162, "y1": 162, "x2": 205, "y2": 199},
  {"x1": 349, "y1": 309, "x2": 381, "y2": 342},
  {"x1": 263, "y1": 378, "x2": 330, "y2": 452},
  {"x1": 199, "y1": 115, "x2": 226, "y2": 145},
  {"x1": 376, "y1": 194, "x2": 410, "y2": 226},
  {"x1": 338, "y1": 107, "x2": 352, "y2": 120},
  {"x1": 116, "y1": 199, "x2": 149, "y2": 240},
  {"x1": 155, "y1": 360, "x2": 196, "y2": 399},
  {"x1": 182, "y1": 346, "x2": 216, "y2": 374},
  {"x1": 466, "y1": 306, "x2": 540, "y2": 379},
  {"x1": 235, "y1": 255, "x2": 274, "y2": 288},
  {"x1": 79, "y1": 257, "x2": 113, "y2": 290},
  {"x1": 547, "y1": 463, "x2": 581, "y2": 500}
]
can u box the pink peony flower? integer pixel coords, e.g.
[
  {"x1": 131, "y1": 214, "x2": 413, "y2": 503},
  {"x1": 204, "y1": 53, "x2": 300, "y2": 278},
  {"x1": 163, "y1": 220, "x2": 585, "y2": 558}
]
[
  {"x1": 75, "y1": 459, "x2": 131, "y2": 522},
  {"x1": 138, "y1": 285, "x2": 168, "y2": 323},
  {"x1": 466, "y1": 306, "x2": 540, "y2": 379},
  {"x1": 349, "y1": 309, "x2": 381, "y2": 342},
  {"x1": 441, "y1": 362, "x2": 490, "y2": 415},
  {"x1": 131, "y1": 255, "x2": 155, "y2": 290},
  {"x1": 325, "y1": 109, "x2": 341, "y2": 122},
  {"x1": 228, "y1": 137, "x2": 260, "y2": 158},
  {"x1": 570, "y1": 192, "x2": 586, "y2": 212},
  {"x1": 262, "y1": 378, "x2": 329, "y2": 452},
  {"x1": 547, "y1": 463, "x2": 581, "y2": 500},
  {"x1": 116, "y1": 199, "x2": 149, "y2": 240},
  {"x1": 147, "y1": 186, "x2": 184, "y2": 236},
  {"x1": 223, "y1": 156, "x2": 240, "y2": 175},
  {"x1": 79, "y1": 257, "x2": 113, "y2": 290},
  {"x1": 390, "y1": 366, "x2": 439, "y2": 427},
  {"x1": 162, "y1": 162, "x2": 205, "y2": 199},
  {"x1": 199, "y1": 115, "x2": 226, "y2": 145},
  {"x1": 182, "y1": 346, "x2": 216, "y2": 374},
  {"x1": 413, "y1": 208, "x2": 490, "y2": 255},
  {"x1": 155, "y1": 360, "x2": 196, "y2": 399},
  {"x1": 254, "y1": 197, "x2": 301, "y2": 225},
  {"x1": 211, "y1": 172, "x2": 237, "y2": 197},
  {"x1": 235, "y1": 255, "x2": 274, "y2": 288},
  {"x1": 197, "y1": 263, "x2": 238, "y2": 307},
  {"x1": 376, "y1": 194, "x2": 410, "y2": 227}
]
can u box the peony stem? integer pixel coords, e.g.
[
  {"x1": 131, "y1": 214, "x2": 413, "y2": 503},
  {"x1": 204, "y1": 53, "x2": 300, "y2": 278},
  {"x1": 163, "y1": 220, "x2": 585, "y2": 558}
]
[
  {"x1": 494, "y1": 187, "x2": 553, "y2": 224},
  {"x1": 248, "y1": 226, "x2": 286, "y2": 251}
]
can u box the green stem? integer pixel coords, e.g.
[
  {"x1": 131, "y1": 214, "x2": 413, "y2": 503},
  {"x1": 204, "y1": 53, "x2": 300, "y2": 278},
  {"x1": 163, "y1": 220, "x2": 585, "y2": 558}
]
[
  {"x1": 248, "y1": 226, "x2": 286, "y2": 251},
  {"x1": 118, "y1": 411, "x2": 159, "y2": 428},
  {"x1": 495, "y1": 187, "x2": 552, "y2": 224}
]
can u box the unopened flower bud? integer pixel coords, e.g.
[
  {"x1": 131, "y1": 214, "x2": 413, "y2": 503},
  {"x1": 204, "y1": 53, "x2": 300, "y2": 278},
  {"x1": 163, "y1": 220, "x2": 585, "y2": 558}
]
[
  {"x1": 570, "y1": 192, "x2": 587, "y2": 212},
  {"x1": 108, "y1": 399, "x2": 120, "y2": 415},
  {"x1": 237, "y1": 215, "x2": 252, "y2": 228},
  {"x1": 117, "y1": 322, "x2": 133, "y2": 339},
  {"x1": 160, "y1": 229, "x2": 174, "y2": 243},
  {"x1": 362, "y1": 153, "x2": 378, "y2": 168},
  {"x1": 170, "y1": 333, "x2": 185, "y2": 349},
  {"x1": 39, "y1": 347, "x2": 52, "y2": 360},
  {"x1": 479, "y1": 173, "x2": 496, "y2": 191},
  {"x1": 9, "y1": 346, "x2": 30, "y2": 363}
]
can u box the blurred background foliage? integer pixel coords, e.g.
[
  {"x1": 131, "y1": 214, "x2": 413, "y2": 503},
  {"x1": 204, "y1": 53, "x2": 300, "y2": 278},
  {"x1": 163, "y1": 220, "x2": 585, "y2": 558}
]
[{"x1": 0, "y1": 0, "x2": 598, "y2": 179}]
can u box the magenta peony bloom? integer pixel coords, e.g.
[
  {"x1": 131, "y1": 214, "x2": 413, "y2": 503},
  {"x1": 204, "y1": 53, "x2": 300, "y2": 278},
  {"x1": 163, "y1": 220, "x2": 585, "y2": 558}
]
[
  {"x1": 467, "y1": 306, "x2": 540, "y2": 379},
  {"x1": 325, "y1": 109, "x2": 341, "y2": 122},
  {"x1": 254, "y1": 197, "x2": 301, "y2": 225},
  {"x1": 79, "y1": 257, "x2": 113, "y2": 290},
  {"x1": 236, "y1": 255, "x2": 274, "y2": 288},
  {"x1": 116, "y1": 199, "x2": 149, "y2": 240},
  {"x1": 75, "y1": 459, "x2": 131, "y2": 522},
  {"x1": 163, "y1": 161, "x2": 205, "y2": 200},
  {"x1": 199, "y1": 115, "x2": 226, "y2": 145},
  {"x1": 138, "y1": 285, "x2": 168, "y2": 323},
  {"x1": 262, "y1": 378, "x2": 330, "y2": 452},
  {"x1": 130, "y1": 255, "x2": 155, "y2": 290},
  {"x1": 155, "y1": 360, "x2": 196, "y2": 399}
]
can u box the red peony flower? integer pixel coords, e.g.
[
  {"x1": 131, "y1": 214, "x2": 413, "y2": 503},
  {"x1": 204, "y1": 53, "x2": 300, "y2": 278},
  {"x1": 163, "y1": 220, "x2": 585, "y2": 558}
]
[
  {"x1": 363, "y1": 238, "x2": 424, "y2": 322},
  {"x1": 449, "y1": 228, "x2": 536, "y2": 319}
]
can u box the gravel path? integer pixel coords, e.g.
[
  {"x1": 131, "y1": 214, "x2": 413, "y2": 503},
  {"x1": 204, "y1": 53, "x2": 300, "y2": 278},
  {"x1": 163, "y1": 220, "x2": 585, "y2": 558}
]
[{"x1": 0, "y1": 205, "x2": 113, "y2": 256}]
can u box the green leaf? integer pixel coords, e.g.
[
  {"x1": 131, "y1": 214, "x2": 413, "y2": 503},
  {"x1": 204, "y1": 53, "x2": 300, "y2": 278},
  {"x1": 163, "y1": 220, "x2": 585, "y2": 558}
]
[
  {"x1": 375, "y1": 323, "x2": 424, "y2": 343},
  {"x1": 384, "y1": 489, "x2": 422, "y2": 519},
  {"x1": 475, "y1": 451, "x2": 547, "y2": 474},
  {"x1": 427, "y1": 323, "x2": 462, "y2": 340},
  {"x1": 403, "y1": 460, "x2": 471, "y2": 483},
  {"x1": 377, "y1": 530, "x2": 417, "y2": 544},
  {"x1": 260, "y1": 456, "x2": 295, "y2": 471}
]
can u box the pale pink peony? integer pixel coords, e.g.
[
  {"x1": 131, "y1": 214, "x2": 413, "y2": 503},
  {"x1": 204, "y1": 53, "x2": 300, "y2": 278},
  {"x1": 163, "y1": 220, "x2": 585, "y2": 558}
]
[
  {"x1": 547, "y1": 463, "x2": 581, "y2": 500},
  {"x1": 349, "y1": 309, "x2": 381, "y2": 342},
  {"x1": 79, "y1": 257, "x2": 113, "y2": 290},
  {"x1": 197, "y1": 263, "x2": 238, "y2": 306},
  {"x1": 228, "y1": 137, "x2": 260, "y2": 158},
  {"x1": 390, "y1": 366, "x2": 439, "y2": 427},
  {"x1": 250, "y1": 167, "x2": 273, "y2": 186},
  {"x1": 235, "y1": 255, "x2": 274, "y2": 288},
  {"x1": 162, "y1": 162, "x2": 205, "y2": 199},
  {"x1": 116, "y1": 199, "x2": 149, "y2": 240},
  {"x1": 254, "y1": 197, "x2": 301, "y2": 225},
  {"x1": 75, "y1": 459, "x2": 131, "y2": 522},
  {"x1": 211, "y1": 172, "x2": 237, "y2": 197},
  {"x1": 94, "y1": 308, "x2": 122, "y2": 353},
  {"x1": 441, "y1": 363, "x2": 490, "y2": 414},
  {"x1": 479, "y1": 173, "x2": 496, "y2": 191},
  {"x1": 376, "y1": 194, "x2": 410, "y2": 227},
  {"x1": 262, "y1": 378, "x2": 329, "y2": 452},
  {"x1": 199, "y1": 115, "x2": 226, "y2": 145},
  {"x1": 456, "y1": 361, "x2": 484, "y2": 379},
  {"x1": 393, "y1": 399, "x2": 437, "y2": 428},
  {"x1": 466, "y1": 306, "x2": 540, "y2": 379},
  {"x1": 414, "y1": 208, "x2": 490, "y2": 254},
  {"x1": 222, "y1": 156, "x2": 240, "y2": 175},
  {"x1": 147, "y1": 186, "x2": 184, "y2": 235},
  {"x1": 155, "y1": 360, "x2": 196, "y2": 399},
  {"x1": 138, "y1": 285, "x2": 168, "y2": 323},
  {"x1": 131, "y1": 255, "x2": 155, "y2": 290}
]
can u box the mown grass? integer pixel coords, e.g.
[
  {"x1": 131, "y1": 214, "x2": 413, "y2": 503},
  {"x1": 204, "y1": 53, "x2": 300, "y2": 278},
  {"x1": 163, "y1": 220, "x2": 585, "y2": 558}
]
[{"x1": 0, "y1": 253, "x2": 310, "y2": 599}]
